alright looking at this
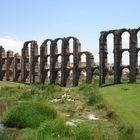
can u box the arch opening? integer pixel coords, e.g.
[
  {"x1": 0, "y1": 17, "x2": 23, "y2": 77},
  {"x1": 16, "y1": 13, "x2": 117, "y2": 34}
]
[
  {"x1": 122, "y1": 51, "x2": 129, "y2": 66},
  {"x1": 57, "y1": 40, "x2": 62, "y2": 55},
  {"x1": 66, "y1": 69, "x2": 73, "y2": 86},
  {"x1": 121, "y1": 31, "x2": 130, "y2": 49},
  {"x1": 79, "y1": 69, "x2": 86, "y2": 85},
  {"x1": 69, "y1": 38, "x2": 74, "y2": 53},
  {"x1": 106, "y1": 33, "x2": 114, "y2": 84},
  {"x1": 79, "y1": 53, "x2": 86, "y2": 68}
]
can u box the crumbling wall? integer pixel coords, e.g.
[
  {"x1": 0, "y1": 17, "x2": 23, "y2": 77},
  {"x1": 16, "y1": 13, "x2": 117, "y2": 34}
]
[
  {"x1": 0, "y1": 36, "x2": 96, "y2": 86},
  {"x1": 99, "y1": 27, "x2": 140, "y2": 86}
]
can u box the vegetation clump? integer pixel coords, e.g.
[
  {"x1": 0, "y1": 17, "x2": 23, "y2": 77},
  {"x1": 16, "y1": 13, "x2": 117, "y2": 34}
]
[{"x1": 2, "y1": 102, "x2": 57, "y2": 128}]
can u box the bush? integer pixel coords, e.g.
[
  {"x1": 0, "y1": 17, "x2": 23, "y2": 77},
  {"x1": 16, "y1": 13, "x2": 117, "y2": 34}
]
[{"x1": 2, "y1": 102, "x2": 57, "y2": 128}]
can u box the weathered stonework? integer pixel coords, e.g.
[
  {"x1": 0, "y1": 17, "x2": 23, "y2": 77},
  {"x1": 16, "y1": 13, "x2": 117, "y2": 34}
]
[
  {"x1": 0, "y1": 27, "x2": 139, "y2": 86},
  {"x1": 99, "y1": 27, "x2": 140, "y2": 86},
  {"x1": 0, "y1": 36, "x2": 97, "y2": 86}
]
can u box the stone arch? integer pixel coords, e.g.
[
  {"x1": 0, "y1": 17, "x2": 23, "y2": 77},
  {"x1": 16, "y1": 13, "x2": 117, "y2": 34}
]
[
  {"x1": 21, "y1": 41, "x2": 39, "y2": 83},
  {"x1": 40, "y1": 39, "x2": 52, "y2": 83},
  {"x1": 99, "y1": 31, "x2": 115, "y2": 86},
  {"x1": 79, "y1": 51, "x2": 94, "y2": 84},
  {"x1": 21, "y1": 41, "x2": 30, "y2": 83},
  {"x1": 103, "y1": 32, "x2": 115, "y2": 85}
]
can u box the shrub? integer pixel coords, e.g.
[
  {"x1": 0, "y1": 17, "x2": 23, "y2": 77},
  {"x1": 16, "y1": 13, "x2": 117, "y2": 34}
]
[{"x1": 2, "y1": 102, "x2": 57, "y2": 128}]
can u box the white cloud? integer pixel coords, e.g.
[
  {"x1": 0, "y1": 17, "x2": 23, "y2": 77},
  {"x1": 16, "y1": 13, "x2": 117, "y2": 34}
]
[{"x1": 0, "y1": 36, "x2": 23, "y2": 55}]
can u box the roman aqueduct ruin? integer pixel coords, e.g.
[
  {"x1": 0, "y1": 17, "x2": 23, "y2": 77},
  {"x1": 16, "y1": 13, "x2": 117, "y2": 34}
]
[{"x1": 0, "y1": 27, "x2": 140, "y2": 86}]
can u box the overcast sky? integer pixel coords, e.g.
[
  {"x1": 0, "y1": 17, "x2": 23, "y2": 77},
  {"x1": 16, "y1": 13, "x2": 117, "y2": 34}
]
[{"x1": 0, "y1": 0, "x2": 140, "y2": 63}]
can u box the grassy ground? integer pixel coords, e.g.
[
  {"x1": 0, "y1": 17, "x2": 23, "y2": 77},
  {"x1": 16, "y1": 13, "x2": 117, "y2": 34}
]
[
  {"x1": 100, "y1": 84, "x2": 140, "y2": 140},
  {"x1": 0, "y1": 81, "x2": 139, "y2": 140},
  {"x1": 0, "y1": 81, "x2": 26, "y2": 88}
]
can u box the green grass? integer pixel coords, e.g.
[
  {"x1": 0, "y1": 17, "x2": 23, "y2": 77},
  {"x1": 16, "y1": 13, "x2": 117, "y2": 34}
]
[
  {"x1": 0, "y1": 81, "x2": 140, "y2": 140},
  {"x1": 2, "y1": 102, "x2": 57, "y2": 128},
  {"x1": 100, "y1": 84, "x2": 140, "y2": 139}
]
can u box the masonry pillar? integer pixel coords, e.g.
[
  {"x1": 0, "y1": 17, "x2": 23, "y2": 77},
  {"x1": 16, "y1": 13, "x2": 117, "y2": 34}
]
[
  {"x1": 21, "y1": 43, "x2": 29, "y2": 83},
  {"x1": 114, "y1": 31, "x2": 122, "y2": 84},
  {"x1": 86, "y1": 52, "x2": 94, "y2": 84},
  {"x1": 13, "y1": 53, "x2": 21, "y2": 81},
  {"x1": 61, "y1": 39, "x2": 70, "y2": 86},
  {"x1": 30, "y1": 41, "x2": 39, "y2": 83},
  {"x1": 6, "y1": 50, "x2": 14, "y2": 81},
  {"x1": 129, "y1": 29, "x2": 138, "y2": 83},
  {"x1": 50, "y1": 41, "x2": 58, "y2": 84},
  {"x1": 99, "y1": 32, "x2": 107, "y2": 86},
  {"x1": 40, "y1": 43, "x2": 47, "y2": 84},
  {"x1": 73, "y1": 39, "x2": 81, "y2": 86}
]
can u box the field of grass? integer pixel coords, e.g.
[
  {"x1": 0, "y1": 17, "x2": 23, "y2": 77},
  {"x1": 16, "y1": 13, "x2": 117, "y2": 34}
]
[
  {"x1": 0, "y1": 81, "x2": 139, "y2": 140},
  {"x1": 100, "y1": 84, "x2": 140, "y2": 140}
]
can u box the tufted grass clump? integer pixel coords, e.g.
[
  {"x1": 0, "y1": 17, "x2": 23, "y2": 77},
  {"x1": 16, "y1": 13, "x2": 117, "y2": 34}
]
[
  {"x1": 74, "y1": 125, "x2": 95, "y2": 140},
  {"x1": 38, "y1": 119, "x2": 73, "y2": 139},
  {"x1": 2, "y1": 102, "x2": 57, "y2": 128},
  {"x1": 42, "y1": 84, "x2": 62, "y2": 94},
  {"x1": 78, "y1": 83, "x2": 101, "y2": 105},
  {"x1": 0, "y1": 131, "x2": 15, "y2": 140}
]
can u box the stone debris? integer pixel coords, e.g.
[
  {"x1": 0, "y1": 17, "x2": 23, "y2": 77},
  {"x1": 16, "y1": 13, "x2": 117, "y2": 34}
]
[{"x1": 88, "y1": 114, "x2": 99, "y2": 120}]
